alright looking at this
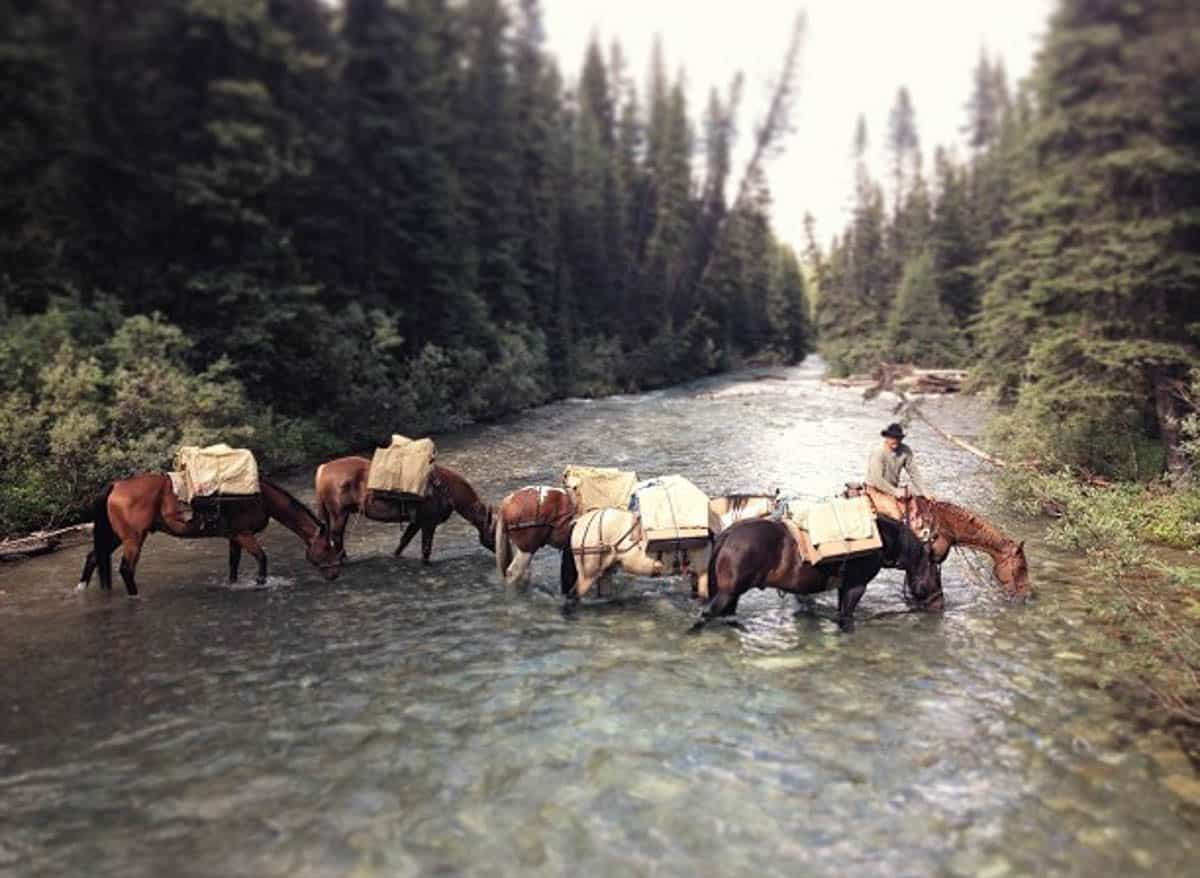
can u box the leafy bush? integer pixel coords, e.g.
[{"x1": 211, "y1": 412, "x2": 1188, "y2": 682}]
[{"x1": 0, "y1": 308, "x2": 322, "y2": 533}]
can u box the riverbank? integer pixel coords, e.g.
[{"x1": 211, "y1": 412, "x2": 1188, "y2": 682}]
[{"x1": 998, "y1": 468, "x2": 1200, "y2": 739}]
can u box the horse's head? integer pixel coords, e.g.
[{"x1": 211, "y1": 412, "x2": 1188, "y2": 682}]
[
  {"x1": 906, "y1": 539, "x2": 943, "y2": 610},
  {"x1": 878, "y1": 516, "x2": 943, "y2": 610},
  {"x1": 307, "y1": 523, "x2": 342, "y2": 581},
  {"x1": 994, "y1": 540, "x2": 1029, "y2": 600}
]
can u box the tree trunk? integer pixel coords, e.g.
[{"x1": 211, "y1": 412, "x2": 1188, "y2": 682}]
[{"x1": 1151, "y1": 368, "x2": 1189, "y2": 479}]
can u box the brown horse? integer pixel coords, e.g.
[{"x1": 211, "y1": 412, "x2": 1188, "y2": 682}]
[
  {"x1": 910, "y1": 496, "x2": 1030, "y2": 598},
  {"x1": 494, "y1": 486, "x2": 575, "y2": 585},
  {"x1": 77, "y1": 475, "x2": 341, "y2": 595},
  {"x1": 858, "y1": 486, "x2": 1030, "y2": 598},
  {"x1": 697, "y1": 514, "x2": 940, "y2": 632},
  {"x1": 314, "y1": 458, "x2": 494, "y2": 563}
]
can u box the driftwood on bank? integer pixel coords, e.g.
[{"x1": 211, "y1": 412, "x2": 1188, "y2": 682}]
[
  {"x1": 827, "y1": 362, "x2": 967, "y2": 395},
  {"x1": 829, "y1": 362, "x2": 1006, "y2": 468},
  {"x1": 0, "y1": 523, "x2": 93, "y2": 562}
]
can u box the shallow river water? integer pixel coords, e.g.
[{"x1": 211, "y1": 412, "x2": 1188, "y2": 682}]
[{"x1": 1, "y1": 359, "x2": 1197, "y2": 877}]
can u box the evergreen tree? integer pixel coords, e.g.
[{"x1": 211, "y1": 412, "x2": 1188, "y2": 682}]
[
  {"x1": 976, "y1": 0, "x2": 1200, "y2": 475},
  {"x1": 887, "y1": 250, "x2": 963, "y2": 366}
]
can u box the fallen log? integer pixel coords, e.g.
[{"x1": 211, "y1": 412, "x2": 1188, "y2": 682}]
[
  {"x1": 0, "y1": 523, "x2": 93, "y2": 562},
  {"x1": 827, "y1": 363, "x2": 965, "y2": 395}
]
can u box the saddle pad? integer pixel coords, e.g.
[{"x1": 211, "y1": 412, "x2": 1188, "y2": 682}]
[
  {"x1": 562, "y1": 465, "x2": 637, "y2": 513},
  {"x1": 173, "y1": 444, "x2": 259, "y2": 502},
  {"x1": 785, "y1": 495, "x2": 881, "y2": 563},
  {"x1": 367, "y1": 435, "x2": 436, "y2": 496},
  {"x1": 631, "y1": 475, "x2": 712, "y2": 545}
]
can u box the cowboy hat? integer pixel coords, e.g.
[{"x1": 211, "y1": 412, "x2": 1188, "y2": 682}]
[{"x1": 881, "y1": 423, "x2": 905, "y2": 440}]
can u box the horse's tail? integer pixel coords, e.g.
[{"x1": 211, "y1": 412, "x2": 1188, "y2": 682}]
[
  {"x1": 494, "y1": 505, "x2": 511, "y2": 579},
  {"x1": 90, "y1": 483, "x2": 117, "y2": 590},
  {"x1": 560, "y1": 529, "x2": 579, "y2": 596},
  {"x1": 706, "y1": 528, "x2": 723, "y2": 595},
  {"x1": 313, "y1": 463, "x2": 328, "y2": 527}
]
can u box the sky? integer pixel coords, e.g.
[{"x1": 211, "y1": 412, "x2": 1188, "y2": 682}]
[{"x1": 542, "y1": 0, "x2": 1055, "y2": 250}]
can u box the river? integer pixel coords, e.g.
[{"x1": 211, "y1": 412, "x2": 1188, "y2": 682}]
[{"x1": 1, "y1": 359, "x2": 1196, "y2": 877}]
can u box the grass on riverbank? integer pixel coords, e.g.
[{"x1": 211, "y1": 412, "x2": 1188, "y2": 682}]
[{"x1": 997, "y1": 466, "x2": 1200, "y2": 731}]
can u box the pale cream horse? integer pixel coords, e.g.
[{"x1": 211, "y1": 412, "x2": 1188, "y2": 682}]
[
  {"x1": 562, "y1": 507, "x2": 666, "y2": 600},
  {"x1": 708, "y1": 492, "x2": 779, "y2": 531},
  {"x1": 562, "y1": 493, "x2": 780, "y2": 601}
]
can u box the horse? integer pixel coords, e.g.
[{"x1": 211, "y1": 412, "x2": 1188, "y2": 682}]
[
  {"x1": 314, "y1": 458, "x2": 494, "y2": 563},
  {"x1": 858, "y1": 486, "x2": 1030, "y2": 599},
  {"x1": 77, "y1": 474, "x2": 341, "y2": 596},
  {"x1": 708, "y1": 493, "x2": 780, "y2": 531},
  {"x1": 695, "y1": 514, "x2": 940, "y2": 632},
  {"x1": 558, "y1": 507, "x2": 669, "y2": 603},
  {"x1": 556, "y1": 493, "x2": 779, "y2": 604},
  {"x1": 494, "y1": 486, "x2": 575, "y2": 586}
]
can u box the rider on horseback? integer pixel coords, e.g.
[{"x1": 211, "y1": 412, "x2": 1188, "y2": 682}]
[{"x1": 867, "y1": 422, "x2": 929, "y2": 498}]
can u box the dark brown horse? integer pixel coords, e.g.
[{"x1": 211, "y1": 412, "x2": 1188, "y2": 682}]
[
  {"x1": 494, "y1": 486, "x2": 575, "y2": 585},
  {"x1": 696, "y1": 514, "x2": 939, "y2": 632},
  {"x1": 314, "y1": 458, "x2": 494, "y2": 563},
  {"x1": 77, "y1": 474, "x2": 341, "y2": 595}
]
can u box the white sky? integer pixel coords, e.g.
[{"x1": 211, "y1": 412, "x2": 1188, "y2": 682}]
[{"x1": 543, "y1": 0, "x2": 1054, "y2": 250}]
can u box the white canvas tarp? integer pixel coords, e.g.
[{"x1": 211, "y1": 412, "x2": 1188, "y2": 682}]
[
  {"x1": 367, "y1": 435, "x2": 436, "y2": 496},
  {"x1": 785, "y1": 495, "x2": 881, "y2": 563},
  {"x1": 562, "y1": 465, "x2": 637, "y2": 513},
  {"x1": 172, "y1": 443, "x2": 260, "y2": 503},
  {"x1": 631, "y1": 475, "x2": 712, "y2": 545}
]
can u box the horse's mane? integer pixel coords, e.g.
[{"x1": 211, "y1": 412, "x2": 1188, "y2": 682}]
[
  {"x1": 875, "y1": 514, "x2": 926, "y2": 568},
  {"x1": 260, "y1": 477, "x2": 321, "y2": 528},
  {"x1": 924, "y1": 498, "x2": 1015, "y2": 550}
]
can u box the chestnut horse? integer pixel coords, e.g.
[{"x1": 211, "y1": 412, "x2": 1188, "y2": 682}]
[
  {"x1": 696, "y1": 515, "x2": 939, "y2": 632},
  {"x1": 858, "y1": 486, "x2": 1030, "y2": 598},
  {"x1": 77, "y1": 475, "x2": 341, "y2": 596},
  {"x1": 494, "y1": 486, "x2": 575, "y2": 585},
  {"x1": 314, "y1": 459, "x2": 494, "y2": 563}
]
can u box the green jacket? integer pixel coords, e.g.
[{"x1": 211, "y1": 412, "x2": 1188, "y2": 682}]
[{"x1": 866, "y1": 442, "x2": 928, "y2": 497}]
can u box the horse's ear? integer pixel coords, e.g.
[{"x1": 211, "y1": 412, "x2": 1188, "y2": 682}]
[{"x1": 1017, "y1": 540, "x2": 1025, "y2": 552}]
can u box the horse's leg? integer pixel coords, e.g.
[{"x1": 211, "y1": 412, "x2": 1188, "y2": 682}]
[
  {"x1": 506, "y1": 549, "x2": 534, "y2": 586},
  {"x1": 420, "y1": 522, "x2": 435, "y2": 564},
  {"x1": 837, "y1": 580, "x2": 868, "y2": 632},
  {"x1": 394, "y1": 521, "x2": 421, "y2": 558},
  {"x1": 332, "y1": 508, "x2": 351, "y2": 561},
  {"x1": 118, "y1": 534, "x2": 147, "y2": 597},
  {"x1": 78, "y1": 551, "x2": 98, "y2": 591},
  {"x1": 691, "y1": 589, "x2": 741, "y2": 632},
  {"x1": 233, "y1": 533, "x2": 268, "y2": 585},
  {"x1": 228, "y1": 540, "x2": 242, "y2": 584}
]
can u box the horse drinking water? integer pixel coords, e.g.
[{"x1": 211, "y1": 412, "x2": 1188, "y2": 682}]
[
  {"x1": 856, "y1": 486, "x2": 1031, "y2": 600},
  {"x1": 77, "y1": 475, "x2": 341, "y2": 595},
  {"x1": 697, "y1": 514, "x2": 939, "y2": 632},
  {"x1": 314, "y1": 459, "x2": 494, "y2": 563}
]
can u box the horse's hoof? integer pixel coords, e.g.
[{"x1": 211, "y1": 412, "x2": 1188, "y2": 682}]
[
  {"x1": 687, "y1": 620, "x2": 707, "y2": 635},
  {"x1": 421, "y1": 558, "x2": 431, "y2": 566},
  {"x1": 255, "y1": 578, "x2": 267, "y2": 587},
  {"x1": 75, "y1": 581, "x2": 87, "y2": 592}
]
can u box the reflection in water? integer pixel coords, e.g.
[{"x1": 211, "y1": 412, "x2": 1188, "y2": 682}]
[{"x1": 0, "y1": 359, "x2": 1196, "y2": 877}]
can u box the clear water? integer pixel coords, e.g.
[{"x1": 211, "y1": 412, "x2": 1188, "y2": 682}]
[{"x1": 1, "y1": 359, "x2": 1196, "y2": 877}]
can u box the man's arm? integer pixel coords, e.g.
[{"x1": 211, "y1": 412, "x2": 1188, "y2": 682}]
[
  {"x1": 904, "y1": 451, "x2": 930, "y2": 497},
  {"x1": 866, "y1": 448, "x2": 902, "y2": 496}
]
